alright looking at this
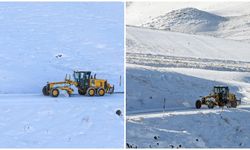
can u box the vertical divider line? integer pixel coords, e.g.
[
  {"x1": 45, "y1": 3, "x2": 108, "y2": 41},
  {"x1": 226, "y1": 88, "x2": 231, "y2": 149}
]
[{"x1": 123, "y1": 0, "x2": 127, "y2": 148}]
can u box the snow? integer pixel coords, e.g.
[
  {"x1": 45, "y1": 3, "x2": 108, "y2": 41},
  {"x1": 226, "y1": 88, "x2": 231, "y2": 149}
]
[
  {"x1": 0, "y1": 93, "x2": 124, "y2": 148},
  {"x1": 127, "y1": 2, "x2": 250, "y2": 25},
  {"x1": 127, "y1": 2, "x2": 250, "y2": 42},
  {"x1": 0, "y1": 2, "x2": 124, "y2": 148},
  {"x1": 127, "y1": 106, "x2": 250, "y2": 148},
  {"x1": 142, "y1": 7, "x2": 226, "y2": 33},
  {"x1": 0, "y1": 2, "x2": 124, "y2": 94},
  {"x1": 126, "y1": 24, "x2": 250, "y2": 148},
  {"x1": 127, "y1": 64, "x2": 250, "y2": 112},
  {"x1": 127, "y1": 26, "x2": 250, "y2": 61}
]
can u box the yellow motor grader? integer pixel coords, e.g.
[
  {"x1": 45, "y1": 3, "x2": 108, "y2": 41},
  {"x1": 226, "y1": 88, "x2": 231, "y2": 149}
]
[
  {"x1": 195, "y1": 86, "x2": 241, "y2": 109},
  {"x1": 42, "y1": 71, "x2": 114, "y2": 97}
]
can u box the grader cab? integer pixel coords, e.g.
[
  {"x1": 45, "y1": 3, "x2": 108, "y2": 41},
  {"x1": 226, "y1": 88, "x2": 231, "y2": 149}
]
[
  {"x1": 195, "y1": 86, "x2": 241, "y2": 109},
  {"x1": 42, "y1": 71, "x2": 114, "y2": 97},
  {"x1": 73, "y1": 71, "x2": 114, "y2": 96}
]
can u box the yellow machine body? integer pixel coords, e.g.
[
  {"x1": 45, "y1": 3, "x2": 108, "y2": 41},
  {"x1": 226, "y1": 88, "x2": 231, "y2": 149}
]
[
  {"x1": 89, "y1": 79, "x2": 114, "y2": 93},
  {"x1": 195, "y1": 86, "x2": 240, "y2": 109},
  {"x1": 42, "y1": 71, "x2": 114, "y2": 97}
]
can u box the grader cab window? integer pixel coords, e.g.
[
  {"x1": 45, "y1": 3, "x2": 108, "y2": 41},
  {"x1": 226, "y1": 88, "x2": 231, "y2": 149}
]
[
  {"x1": 73, "y1": 72, "x2": 80, "y2": 82},
  {"x1": 91, "y1": 80, "x2": 95, "y2": 86},
  {"x1": 74, "y1": 71, "x2": 91, "y2": 81},
  {"x1": 214, "y1": 86, "x2": 229, "y2": 96}
]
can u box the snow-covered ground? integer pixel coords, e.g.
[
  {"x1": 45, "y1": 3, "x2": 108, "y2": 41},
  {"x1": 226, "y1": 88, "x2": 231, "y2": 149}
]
[
  {"x1": 126, "y1": 9, "x2": 250, "y2": 147},
  {"x1": 127, "y1": 106, "x2": 250, "y2": 148},
  {"x1": 126, "y1": 38, "x2": 250, "y2": 148},
  {"x1": 127, "y1": 64, "x2": 250, "y2": 112},
  {"x1": 0, "y1": 2, "x2": 124, "y2": 148},
  {"x1": 126, "y1": 27, "x2": 250, "y2": 112},
  {"x1": 0, "y1": 93, "x2": 123, "y2": 148}
]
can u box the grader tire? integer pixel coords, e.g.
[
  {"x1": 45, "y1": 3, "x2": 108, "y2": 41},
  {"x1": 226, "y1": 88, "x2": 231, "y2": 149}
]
[
  {"x1": 42, "y1": 86, "x2": 49, "y2": 96},
  {"x1": 97, "y1": 88, "x2": 105, "y2": 96},
  {"x1": 195, "y1": 100, "x2": 202, "y2": 109},
  {"x1": 218, "y1": 102, "x2": 224, "y2": 107},
  {"x1": 208, "y1": 102, "x2": 214, "y2": 109},
  {"x1": 78, "y1": 89, "x2": 86, "y2": 95},
  {"x1": 231, "y1": 101, "x2": 237, "y2": 108},
  {"x1": 51, "y1": 88, "x2": 59, "y2": 97},
  {"x1": 87, "y1": 88, "x2": 95, "y2": 96}
]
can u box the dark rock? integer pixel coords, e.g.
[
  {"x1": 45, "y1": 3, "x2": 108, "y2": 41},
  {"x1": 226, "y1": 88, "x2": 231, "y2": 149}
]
[{"x1": 116, "y1": 110, "x2": 122, "y2": 116}]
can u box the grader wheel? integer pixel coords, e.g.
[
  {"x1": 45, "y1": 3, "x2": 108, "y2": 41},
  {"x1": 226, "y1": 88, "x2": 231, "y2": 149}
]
[
  {"x1": 42, "y1": 86, "x2": 49, "y2": 96},
  {"x1": 231, "y1": 101, "x2": 237, "y2": 108},
  {"x1": 78, "y1": 89, "x2": 86, "y2": 95},
  {"x1": 97, "y1": 88, "x2": 105, "y2": 96},
  {"x1": 208, "y1": 102, "x2": 214, "y2": 109},
  {"x1": 218, "y1": 102, "x2": 225, "y2": 107},
  {"x1": 51, "y1": 88, "x2": 60, "y2": 97},
  {"x1": 87, "y1": 88, "x2": 95, "y2": 96},
  {"x1": 196, "y1": 100, "x2": 202, "y2": 109}
]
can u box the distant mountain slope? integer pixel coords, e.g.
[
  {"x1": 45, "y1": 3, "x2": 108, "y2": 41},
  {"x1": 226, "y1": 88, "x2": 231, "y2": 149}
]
[
  {"x1": 127, "y1": 2, "x2": 250, "y2": 42},
  {"x1": 127, "y1": 2, "x2": 250, "y2": 25},
  {"x1": 142, "y1": 8, "x2": 227, "y2": 33}
]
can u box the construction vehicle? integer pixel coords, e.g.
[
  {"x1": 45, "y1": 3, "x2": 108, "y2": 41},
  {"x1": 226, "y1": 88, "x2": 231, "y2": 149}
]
[
  {"x1": 42, "y1": 71, "x2": 114, "y2": 97},
  {"x1": 195, "y1": 86, "x2": 241, "y2": 109}
]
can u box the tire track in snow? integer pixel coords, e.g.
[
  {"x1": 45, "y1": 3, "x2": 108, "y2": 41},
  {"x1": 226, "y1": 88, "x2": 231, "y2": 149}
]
[
  {"x1": 127, "y1": 108, "x2": 230, "y2": 120},
  {"x1": 127, "y1": 52, "x2": 250, "y2": 72}
]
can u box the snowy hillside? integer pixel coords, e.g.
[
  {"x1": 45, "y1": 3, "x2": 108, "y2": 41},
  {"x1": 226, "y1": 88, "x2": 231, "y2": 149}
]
[
  {"x1": 0, "y1": 2, "x2": 124, "y2": 94},
  {"x1": 0, "y1": 3, "x2": 124, "y2": 148},
  {"x1": 127, "y1": 2, "x2": 250, "y2": 42},
  {"x1": 126, "y1": 26, "x2": 250, "y2": 148},
  {"x1": 142, "y1": 8, "x2": 226, "y2": 33},
  {"x1": 127, "y1": 2, "x2": 250, "y2": 25},
  {"x1": 127, "y1": 26, "x2": 250, "y2": 61},
  {"x1": 127, "y1": 25, "x2": 250, "y2": 111},
  {"x1": 127, "y1": 63, "x2": 250, "y2": 112}
]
